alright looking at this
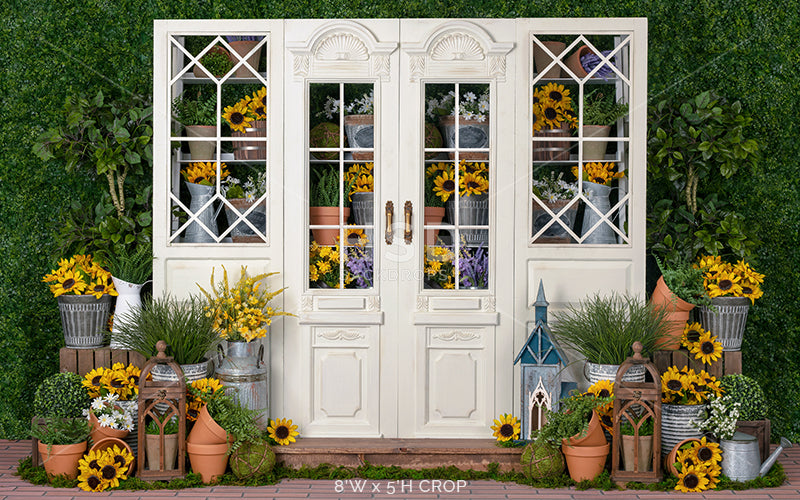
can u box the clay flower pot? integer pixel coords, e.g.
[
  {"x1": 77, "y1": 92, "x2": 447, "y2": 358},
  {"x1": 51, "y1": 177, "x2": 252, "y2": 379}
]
[
  {"x1": 309, "y1": 207, "x2": 351, "y2": 246},
  {"x1": 666, "y1": 437, "x2": 703, "y2": 476},
  {"x1": 622, "y1": 434, "x2": 653, "y2": 472},
  {"x1": 89, "y1": 413, "x2": 129, "y2": 446},
  {"x1": 563, "y1": 410, "x2": 607, "y2": 447},
  {"x1": 146, "y1": 433, "x2": 179, "y2": 471},
  {"x1": 561, "y1": 441, "x2": 609, "y2": 482},
  {"x1": 187, "y1": 405, "x2": 228, "y2": 445},
  {"x1": 90, "y1": 437, "x2": 135, "y2": 475},
  {"x1": 650, "y1": 276, "x2": 695, "y2": 350},
  {"x1": 38, "y1": 441, "x2": 87, "y2": 479},
  {"x1": 186, "y1": 441, "x2": 230, "y2": 483},
  {"x1": 424, "y1": 206, "x2": 446, "y2": 245},
  {"x1": 566, "y1": 45, "x2": 595, "y2": 78}
]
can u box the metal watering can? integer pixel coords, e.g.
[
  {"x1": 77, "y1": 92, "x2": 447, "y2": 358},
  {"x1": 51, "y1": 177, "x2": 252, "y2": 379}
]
[
  {"x1": 721, "y1": 433, "x2": 792, "y2": 481},
  {"x1": 759, "y1": 437, "x2": 792, "y2": 477}
]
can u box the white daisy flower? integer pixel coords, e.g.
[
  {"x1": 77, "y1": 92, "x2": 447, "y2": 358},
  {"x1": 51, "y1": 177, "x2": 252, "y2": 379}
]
[
  {"x1": 98, "y1": 414, "x2": 116, "y2": 428},
  {"x1": 91, "y1": 398, "x2": 105, "y2": 411},
  {"x1": 464, "y1": 91, "x2": 477, "y2": 103}
]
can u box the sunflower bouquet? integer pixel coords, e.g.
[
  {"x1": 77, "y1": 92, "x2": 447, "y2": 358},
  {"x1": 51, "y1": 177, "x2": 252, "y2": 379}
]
[
  {"x1": 532, "y1": 82, "x2": 578, "y2": 132},
  {"x1": 197, "y1": 265, "x2": 292, "y2": 343},
  {"x1": 661, "y1": 366, "x2": 723, "y2": 405},
  {"x1": 82, "y1": 363, "x2": 141, "y2": 401},
  {"x1": 682, "y1": 322, "x2": 723, "y2": 364},
  {"x1": 181, "y1": 161, "x2": 229, "y2": 186},
  {"x1": 696, "y1": 255, "x2": 764, "y2": 304},
  {"x1": 78, "y1": 444, "x2": 134, "y2": 492},
  {"x1": 42, "y1": 254, "x2": 117, "y2": 299},
  {"x1": 427, "y1": 160, "x2": 489, "y2": 202},
  {"x1": 672, "y1": 437, "x2": 722, "y2": 492},
  {"x1": 572, "y1": 161, "x2": 625, "y2": 186},
  {"x1": 222, "y1": 86, "x2": 267, "y2": 132},
  {"x1": 345, "y1": 162, "x2": 374, "y2": 199},
  {"x1": 186, "y1": 377, "x2": 224, "y2": 421}
]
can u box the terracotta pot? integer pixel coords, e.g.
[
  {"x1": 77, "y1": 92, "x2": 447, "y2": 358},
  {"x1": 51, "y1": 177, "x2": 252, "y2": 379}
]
[
  {"x1": 228, "y1": 40, "x2": 262, "y2": 77},
  {"x1": 146, "y1": 433, "x2": 178, "y2": 471},
  {"x1": 193, "y1": 46, "x2": 231, "y2": 78},
  {"x1": 650, "y1": 276, "x2": 696, "y2": 350},
  {"x1": 90, "y1": 437, "x2": 135, "y2": 475},
  {"x1": 38, "y1": 441, "x2": 86, "y2": 479},
  {"x1": 666, "y1": 437, "x2": 702, "y2": 476},
  {"x1": 187, "y1": 405, "x2": 228, "y2": 445},
  {"x1": 89, "y1": 413, "x2": 129, "y2": 446},
  {"x1": 309, "y1": 207, "x2": 351, "y2": 246},
  {"x1": 622, "y1": 434, "x2": 653, "y2": 472},
  {"x1": 564, "y1": 410, "x2": 607, "y2": 447},
  {"x1": 186, "y1": 441, "x2": 230, "y2": 483},
  {"x1": 533, "y1": 41, "x2": 566, "y2": 78},
  {"x1": 424, "y1": 207, "x2": 446, "y2": 245},
  {"x1": 561, "y1": 441, "x2": 609, "y2": 482},
  {"x1": 582, "y1": 125, "x2": 611, "y2": 160},
  {"x1": 566, "y1": 45, "x2": 595, "y2": 79}
]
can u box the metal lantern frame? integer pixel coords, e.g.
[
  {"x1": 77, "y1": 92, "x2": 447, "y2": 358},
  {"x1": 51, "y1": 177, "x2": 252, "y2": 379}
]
[
  {"x1": 137, "y1": 340, "x2": 187, "y2": 480},
  {"x1": 611, "y1": 341, "x2": 662, "y2": 483}
]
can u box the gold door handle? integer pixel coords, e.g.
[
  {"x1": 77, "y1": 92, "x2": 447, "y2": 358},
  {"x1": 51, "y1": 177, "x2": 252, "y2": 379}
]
[
  {"x1": 404, "y1": 201, "x2": 413, "y2": 244},
  {"x1": 385, "y1": 201, "x2": 394, "y2": 245}
]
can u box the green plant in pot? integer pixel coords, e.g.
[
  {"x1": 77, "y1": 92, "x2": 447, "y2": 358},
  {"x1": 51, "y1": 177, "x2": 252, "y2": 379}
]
[
  {"x1": 309, "y1": 165, "x2": 356, "y2": 246},
  {"x1": 172, "y1": 88, "x2": 217, "y2": 161},
  {"x1": 650, "y1": 255, "x2": 710, "y2": 350},
  {"x1": 193, "y1": 45, "x2": 233, "y2": 78},
  {"x1": 144, "y1": 412, "x2": 180, "y2": 471},
  {"x1": 582, "y1": 89, "x2": 628, "y2": 161},
  {"x1": 550, "y1": 292, "x2": 670, "y2": 384},
  {"x1": 99, "y1": 243, "x2": 152, "y2": 347},
  {"x1": 31, "y1": 416, "x2": 91, "y2": 479},
  {"x1": 111, "y1": 294, "x2": 219, "y2": 383},
  {"x1": 221, "y1": 171, "x2": 268, "y2": 242},
  {"x1": 620, "y1": 415, "x2": 655, "y2": 472}
]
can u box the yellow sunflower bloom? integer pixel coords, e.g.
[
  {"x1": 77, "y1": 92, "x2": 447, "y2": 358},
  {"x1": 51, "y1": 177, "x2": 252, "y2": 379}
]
[
  {"x1": 682, "y1": 322, "x2": 705, "y2": 348},
  {"x1": 676, "y1": 448, "x2": 699, "y2": 470},
  {"x1": 433, "y1": 171, "x2": 456, "y2": 202},
  {"x1": 96, "y1": 452, "x2": 125, "y2": 489},
  {"x1": 739, "y1": 279, "x2": 763, "y2": 304},
  {"x1": 587, "y1": 379, "x2": 614, "y2": 399},
  {"x1": 661, "y1": 367, "x2": 688, "y2": 397},
  {"x1": 249, "y1": 87, "x2": 267, "y2": 119},
  {"x1": 707, "y1": 269, "x2": 743, "y2": 298},
  {"x1": 459, "y1": 172, "x2": 489, "y2": 196},
  {"x1": 490, "y1": 413, "x2": 521, "y2": 442},
  {"x1": 532, "y1": 106, "x2": 545, "y2": 134},
  {"x1": 105, "y1": 444, "x2": 134, "y2": 478},
  {"x1": 223, "y1": 101, "x2": 253, "y2": 133},
  {"x1": 697, "y1": 255, "x2": 722, "y2": 271},
  {"x1": 100, "y1": 369, "x2": 132, "y2": 400},
  {"x1": 426, "y1": 162, "x2": 452, "y2": 179},
  {"x1": 268, "y1": 418, "x2": 300, "y2": 446},
  {"x1": 51, "y1": 270, "x2": 88, "y2": 297},
  {"x1": 538, "y1": 97, "x2": 563, "y2": 128},
  {"x1": 691, "y1": 331, "x2": 723, "y2": 364},
  {"x1": 345, "y1": 228, "x2": 369, "y2": 247},
  {"x1": 539, "y1": 82, "x2": 573, "y2": 110},
  {"x1": 78, "y1": 468, "x2": 108, "y2": 492},
  {"x1": 675, "y1": 465, "x2": 710, "y2": 492},
  {"x1": 83, "y1": 368, "x2": 106, "y2": 398},
  {"x1": 692, "y1": 436, "x2": 722, "y2": 466}
]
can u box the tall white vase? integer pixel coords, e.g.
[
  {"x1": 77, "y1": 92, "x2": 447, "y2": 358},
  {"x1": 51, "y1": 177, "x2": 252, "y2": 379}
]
[{"x1": 110, "y1": 276, "x2": 144, "y2": 349}]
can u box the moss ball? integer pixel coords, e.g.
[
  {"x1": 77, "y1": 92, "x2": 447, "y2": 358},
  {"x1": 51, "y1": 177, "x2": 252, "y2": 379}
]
[
  {"x1": 230, "y1": 440, "x2": 276, "y2": 479},
  {"x1": 309, "y1": 122, "x2": 340, "y2": 160},
  {"x1": 424, "y1": 123, "x2": 443, "y2": 159},
  {"x1": 721, "y1": 374, "x2": 768, "y2": 421},
  {"x1": 520, "y1": 440, "x2": 565, "y2": 479},
  {"x1": 33, "y1": 372, "x2": 91, "y2": 419}
]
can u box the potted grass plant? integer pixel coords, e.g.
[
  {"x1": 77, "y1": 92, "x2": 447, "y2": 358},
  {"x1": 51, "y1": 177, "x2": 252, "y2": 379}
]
[
  {"x1": 145, "y1": 412, "x2": 179, "y2": 471},
  {"x1": 172, "y1": 88, "x2": 217, "y2": 161},
  {"x1": 100, "y1": 244, "x2": 152, "y2": 347},
  {"x1": 620, "y1": 416, "x2": 654, "y2": 472},
  {"x1": 31, "y1": 416, "x2": 91, "y2": 479},
  {"x1": 550, "y1": 292, "x2": 670, "y2": 384},
  {"x1": 309, "y1": 165, "x2": 355, "y2": 245},
  {"x1": 582, "y1": 89, "x2": 628, "y2": 160}
]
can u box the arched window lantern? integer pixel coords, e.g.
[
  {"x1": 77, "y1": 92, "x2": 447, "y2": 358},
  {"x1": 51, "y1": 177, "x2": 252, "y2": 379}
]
[
  {"x1": 611, "y1": 341, "x2": 662, "y2": 483},
  {"x1": 137, "y1": 340, "x2": 187, "y2": 480}
]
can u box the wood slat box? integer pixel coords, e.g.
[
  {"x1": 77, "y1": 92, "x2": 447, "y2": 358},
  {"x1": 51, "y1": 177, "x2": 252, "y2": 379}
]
[{"x1": 653, "y1": 349, "x2": 742, "y2": 378}]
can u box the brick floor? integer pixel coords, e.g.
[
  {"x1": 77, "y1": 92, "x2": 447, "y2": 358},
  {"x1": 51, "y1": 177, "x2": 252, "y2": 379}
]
[{"x1": 0, "y1": 439, "x2": 797, "y2": 499}]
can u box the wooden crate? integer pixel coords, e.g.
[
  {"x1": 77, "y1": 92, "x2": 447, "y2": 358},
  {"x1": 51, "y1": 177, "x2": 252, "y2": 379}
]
[
  {"x1": 653, "y1": 349, "x2": 742, "y2": 378},
  {"x1": 59, "y1": 347, "x2": 146, "y2": 377},
  {"x1": 737, "y1": 419, "x2": 771, "y2": 462}
]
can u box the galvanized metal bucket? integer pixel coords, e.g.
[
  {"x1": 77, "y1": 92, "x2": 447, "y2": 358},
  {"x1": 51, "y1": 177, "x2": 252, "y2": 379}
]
[
  {"x1": 57, "y1": 295, "x2": 112, "y2": 349},
  {"x1": 151, "y1": 360, "x2": 209, "y2": 413},
  {"x1": 216, "y1": 340, "x2": 269, "y2": 429},
  {"x1": 661, "y1": 403, "x2": 706, "y2": 454},
  {"x1": 699, "y1": 296, "x2": 750, "y2": 351},
  {"x1": 445, "y1": 193, "x2": 489, "y2": 245},
  {"x1": 585, "y1": 362, "x2": 645, "y2": 385},
  {"x1": 720, "y1": 431, "x2": 761, "y2": 481}
]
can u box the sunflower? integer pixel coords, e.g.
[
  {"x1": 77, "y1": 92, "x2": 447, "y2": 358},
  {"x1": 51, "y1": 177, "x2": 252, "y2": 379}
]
[
  {"x1": 124, "y1": 365, "x2": 142, "y2": 396},
  {"x1": 691, "y1": 331, "x2": 723, "y2": 364},
  {"x1": 697, "y1": 255, "x2": 722, "y2": 271},
  {"x1": 661, "y1": 367, "x2": 688, "y2": 396},
  {"x1": 78, "y1": 466, "x2": 108, "y2": 492},
  {"x1": 675, "y1": 465, "x2": 710, "y2": 492},
  {"x1": 83, "y1": 368, "x2": 106, "y2": 398},
  {"x1": 105, "y1": 444, "x2": 134, "y2": 478},
  {"x1": 739, "y1": 279, "x2": 764, "y2": 304},
  {"x1": 268, "y1": 418, "x2": 299, "y2": 446},
  {"x1": 491, "y1": 413, "x2": 520, "y2": 442},
  {"x1": 87, "y1": 278, "x2": 117, "y2": 299},
  {"x1": 100, "y1": 369, "x2": 132, "y2": 400},
  {"x1": 532, "y1": 108, "x2": 544, "y2": 133},
  {"x1": 97, "y1": 452, "x2": 125, "y2": 489},
  {"x1": 693, "y1": 436, "x2": 722, "y2": 466},
  {"x1": 459, "y1": 172, "x2": 489, "y2": 196},
  {"x1": 676, "y1": 448, "x2": 698, "y2": 470},
  {"x1": 705, "y1": 462, "x2": 722, "y2": 489},
  {"x1": 222, "y1": 101, "x2": 253, "y2": 133},
  {"x1": 51, "y1": 269, "x2": 88, "y2": 297},
  {"x1": 433, "y1": 171, "x2": 456, "y2": 202},
  {"x1": 345, "y1": 228, "x2": 369, "y2": 247},
  {"x1": 682, "y1": 322, "x2": 705, "y2": 348},
  {"x1": 587, "y1": 379, "x2": 614, "y2": 399},
  {"x1": 187, "y1": 400, "x2": 203, "y2": 421},
  {"x1": 538, "y1": 98, "x2": 562, "y2": 128},
  {"x1": 539, "y1": 82, "x2": 572, "y2": 110},
  {"x1": 249, "y1": 87, "x2": 267, "y2": 119},
  {"x1": 707, "y1": 269, "x2": 743, "y2": 298},
  {"x1": 697, "y1": 370, "x2": 723, "y2": 398},
  {"x1": 426, "y1": 162, "x2": 452, "y2": 179}
]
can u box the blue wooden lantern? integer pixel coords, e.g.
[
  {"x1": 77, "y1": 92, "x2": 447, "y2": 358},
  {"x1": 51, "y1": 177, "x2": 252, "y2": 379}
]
[{"x1": 514, "y1": 280, "x2": 568, "y2": 439}]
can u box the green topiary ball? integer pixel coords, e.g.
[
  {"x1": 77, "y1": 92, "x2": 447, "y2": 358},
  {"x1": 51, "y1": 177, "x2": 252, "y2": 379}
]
[
  {"x1": 309, "y1": 122, "x2": 340, "y2": 160},
  {"x1": 721, "y1": 374, "x2": 768, "y2": 421},
  {"x1": 520, "y1": 440, "x2": 565, "y2": 479},
  {"x1": 33, "y1": 372, "x2": 91, "y2": 419},
  {"x1": 424, "y1": 122, "x2": 443, "y2": 159},
  {"x1": 229, "y1": 439, "x2": 276, "y2": 479}
]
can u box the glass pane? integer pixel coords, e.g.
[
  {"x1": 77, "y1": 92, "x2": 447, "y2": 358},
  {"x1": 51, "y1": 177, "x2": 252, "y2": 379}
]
[
  {"x1": 530, "y1": 33, "x2": 631, "y2": 246},
  {"x1": 308, "y1": 83, "x2": 375, "y2": 289},
  {"x1": 424, "y1": 83, "x2": 491, "y2": 290},
  {"x1": 169, "y1": 34, "x2": 268, "y2": 244}
]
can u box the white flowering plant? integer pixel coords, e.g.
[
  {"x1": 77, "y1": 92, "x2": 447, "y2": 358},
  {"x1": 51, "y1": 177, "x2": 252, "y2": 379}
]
[
  {"x1": 221, "y1": 171, "x2": 267, "y2": 202},
  {"x1": 426, "y1": 90, "x2": 490, "y2": 123},
  {"x1": 695, "y1": 394, "x2": 740, "y2": 441},
  {"x1": 316, "y1": 89, "x2": 375, "y2": 120},
  {"x1": 83, "y1": 394, "x2": 135, "y2": 432},
  {"x1": 532, "y1": 171, "x2": 578, "y2": 202}
]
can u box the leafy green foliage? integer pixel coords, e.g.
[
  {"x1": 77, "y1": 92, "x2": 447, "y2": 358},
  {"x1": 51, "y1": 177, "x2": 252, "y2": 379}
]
[
  {"x1": 536, "y1": 393, "x2": 608, "y2": 444},
  {"x1": 199, "y1": 48, "x2": 233, "y2": 77},
  {"x1": 172, "y1": 87, "x2": 217, "y2": 126},
  {"x1": 654, "y1": 255, "x2": 709, "y2": 306},
  {"x1": 720, "y1": 374, "x2": 768, "y2": 421},
  {"x1": 145, "y1": 412, "x2": 180, "y2": 435},
  {"x1": 582, "y1": 88, "x2": 628, "y2": 126},
  {"x1": 206, "y1": 387, "x2": 263, "y2": 454},
  {"x1": 99, "y1": 241, "x2": 152, "y2": 284},
  {"x1": 33, "y1": 372, "x2": 90, "y2": 419},
  {"x1": 30, "y1": 416, "x2": 91, "y2": 446},
  {"x1": 550, "y1": 293, "x2": 671, "y2": 364},
  {"x1": 310, "y1": 166, "x2": 355, "y2": 207}
]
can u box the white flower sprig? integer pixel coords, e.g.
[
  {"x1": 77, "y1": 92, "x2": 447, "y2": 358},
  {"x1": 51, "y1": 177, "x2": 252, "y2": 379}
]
[
  {"x1": 316, "y1": 90, "x2": 375, "y2": 120},
  {"x1": 83, "y1": 394, "x2": 135, "y2": 432},
  {"x1": 695, "y1": 394, "x2": 740, "y2": 441},
  {"x1": 532, "y1": 171, "x2": 578, "y2": 202},
  {"x1": 426, "y1": 90, "x2": 490, "y2": 122}
]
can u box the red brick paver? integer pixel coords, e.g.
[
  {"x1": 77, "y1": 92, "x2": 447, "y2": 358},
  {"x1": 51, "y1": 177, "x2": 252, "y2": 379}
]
[{"x1": 1, "y1": 440, "x2": 798, "y2": 499}]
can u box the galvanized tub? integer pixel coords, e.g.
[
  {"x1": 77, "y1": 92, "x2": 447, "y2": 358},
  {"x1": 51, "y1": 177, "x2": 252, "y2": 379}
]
[
  {"x1": 216, "y1": 340, "x2": 269, "y2": 429},
  {"x1": 150, "y1": 360, "x2": 209, "y2": 413},
  {"x1": 699, "y1": 296, "x2": 750, "y2": 351},
  {"x1": 720, "y1": 431, "x2": 760, "y2": 482},
  {"x1": 661, "y1": 403, "x2": 706, "y2": 455},
  {"x1": 585, "y1": 362, "x2": 645, "y2": 385},
  {"x1": 57, "y1": 295, "x2": 112, "y2": 349}
]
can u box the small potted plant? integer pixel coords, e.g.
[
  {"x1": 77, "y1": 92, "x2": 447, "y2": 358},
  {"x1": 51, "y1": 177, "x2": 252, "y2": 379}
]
[
  {"x1": 84, "y1": 393, "x2": 135, "y2": 445},
  {"x1": 172, "y1": 88, "x2": 217, "y2": 160},
  {"x1": 225, "y1": 35, "x2": 264, "y2": 77},
  {"x1": 31, "y1": 416, "x2": 92, "y2": 479},
  {"x1": 145, "y1": 412, "x2": 180, "y2": 471},
  {"x1": 193, "y1": 45, "x2": 233, "y2": 78},
  {"x1": 221, "y1": 171, "x2": 267, "y2": 243},
  {"x1": 650, "y1": 255, "x2": 709, "y2": 349},
  {"x1": 620, "y1": 416, "x2": 654, "y2": 472},
  {"x1": 309, "y1": 165, "x2": 355, "y2": 246},
  {"x1": 223, "y1": 87, "x2": 267, "y2": 160},
  {"x1": 531, "y1": 171, "x2": 579, "y2": 243},
  {"x1": 42, "y1": 254, "x2": 117, "y2": 349},
  {"x1": 549, "y1": 292, "x2": 670, "y2": 384},
  {"x1": 427, "y1": 88, "x2": 490, "y2": 160},
  {"x1": 180, "y1": 161, "x2": 229, "y2": 243},
  {"x1": 581, "y1": 89, "x2": 628, "y2": 160},
  {"x1": 345, "y1": 162, "x2": 374, "y2": 229},
  {"x1": 566, "y1": 46, "x2": 616, "y2": 79},
  {"x1": 572, "y1": 161, "x2": 626, "y2": 244},
  {"x1": 531, "y1": 83, "x2": 578, "y2": 161},
  {"x1": 99, "y1": 244, "x2": 152, "y2": 347}
]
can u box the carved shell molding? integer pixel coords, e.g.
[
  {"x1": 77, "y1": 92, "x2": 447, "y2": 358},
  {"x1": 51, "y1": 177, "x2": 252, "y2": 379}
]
[
  {"x1": 316, "y1": 33, "x2": 369, "y2": 61},
  {"x1": 434, "y1": 329, "x2": 481, "y2": 342},
  {"x1": 317, "y1": 329, "x2": 366, "y2": 341},
  {"x1": 431, "y1": 33, "x2": 485, "y2": 61}
]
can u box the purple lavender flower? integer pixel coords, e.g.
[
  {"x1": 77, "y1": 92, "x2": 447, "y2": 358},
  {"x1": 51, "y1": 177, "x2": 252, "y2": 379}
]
[
  {"x1": 459, "y1": 245, "x2": 488, "y2": 289},
  {"x1": 581, "y1": 50, "x2": 615, "y2": 80},
  {"x1": 225, "y1": 35, "x2": 264, "y2": 42},
  {"x1": 345, "y1": 247, "x2": 373, "y2": 288}
]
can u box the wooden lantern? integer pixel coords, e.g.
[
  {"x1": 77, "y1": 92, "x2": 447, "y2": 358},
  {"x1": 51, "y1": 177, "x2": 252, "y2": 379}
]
[
  {"x1": 611, "y1": 341, "x2": 662, "y2": 484},
  {"x1": 137, "y1": 340, "x2": 187, "y2": 480}
]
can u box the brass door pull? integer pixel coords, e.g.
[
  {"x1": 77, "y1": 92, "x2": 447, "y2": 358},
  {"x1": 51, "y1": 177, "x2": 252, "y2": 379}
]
[
  {"x1": 404, "y1": 201, "x2": 413, "y2": 244},
  {"x1": 385, "y1": 201, "x2": 394, "y2": 245}
]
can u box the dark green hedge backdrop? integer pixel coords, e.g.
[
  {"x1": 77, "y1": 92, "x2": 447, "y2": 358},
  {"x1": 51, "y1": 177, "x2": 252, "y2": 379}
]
[{"x1": 1, "y1": 1, "x2": 797, "y2": 441}]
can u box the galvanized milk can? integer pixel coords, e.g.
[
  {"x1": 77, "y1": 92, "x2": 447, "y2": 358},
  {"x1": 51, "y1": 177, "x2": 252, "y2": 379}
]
[{"x1": 216, "y1": 340, "x2": 269, "y2": 429}]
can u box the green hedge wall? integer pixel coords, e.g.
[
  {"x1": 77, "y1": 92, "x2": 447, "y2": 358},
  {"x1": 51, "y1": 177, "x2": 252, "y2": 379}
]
[{"x1": 1, "y1": 1, "x2": 797, "y2": 441}]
